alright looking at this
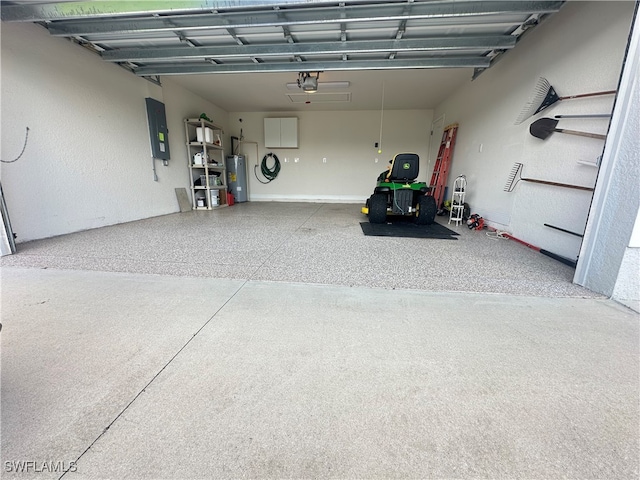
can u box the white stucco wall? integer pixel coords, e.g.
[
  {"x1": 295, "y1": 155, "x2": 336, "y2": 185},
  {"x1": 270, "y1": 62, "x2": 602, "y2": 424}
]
[
  {"x1": 227, "y1": 109, "x2": 433, "y2": 202},
  {"x1": 613, "y1": 248, "x2": 640, "y2": 312},
  {"x1": 0, "y1": 22, "x2": 227, "y2": 242},
  {"x1": 430, "y1": 1, "x2": 635, "y2": 261},
  {"x1": 586, "y1": 5, "x2": 639, "y2": 311},
  {"x1": 615, "y1": 204, "x2": 640, "y2": 305}
]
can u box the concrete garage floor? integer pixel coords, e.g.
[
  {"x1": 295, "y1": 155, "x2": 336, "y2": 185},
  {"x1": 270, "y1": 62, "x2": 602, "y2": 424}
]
[{"x1": 1, "y1": 203, "x2": 639, "y2": 479}]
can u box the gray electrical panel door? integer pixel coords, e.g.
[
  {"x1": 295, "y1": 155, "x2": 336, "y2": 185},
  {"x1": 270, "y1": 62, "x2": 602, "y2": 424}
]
[
  {"x1": 145, "y1": 97, "x2": 170, "y2": 160},
  {"x1": 226, "y1": 155, "x2": 248, "y2": 202}
]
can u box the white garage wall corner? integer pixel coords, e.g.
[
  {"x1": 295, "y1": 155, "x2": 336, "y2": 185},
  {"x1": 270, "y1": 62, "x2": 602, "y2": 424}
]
[
  {"x1": 160, "y1": 77, "x2": 230, "y2": 200},
  {"x1": 0, "y1": 22, "x2": 228, "y2": 242},
  {"x1": 578, "y1": 4, "x2": 640, "y2": 311},
  {"x1": 227, "y1": 109, "x2": 433, "y2": 203},
  {"x1": 431, "y1": 1, "x2": 635, "y2": 261}
]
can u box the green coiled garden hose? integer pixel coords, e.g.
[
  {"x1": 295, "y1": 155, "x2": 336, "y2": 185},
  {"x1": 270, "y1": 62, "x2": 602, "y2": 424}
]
[{"x1": 255, "y1": 152, "x2": 281, "y2": 184}]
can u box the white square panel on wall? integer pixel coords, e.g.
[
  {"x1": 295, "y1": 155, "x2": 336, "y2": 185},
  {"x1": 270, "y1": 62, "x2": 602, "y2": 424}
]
[{"x1": 264, "y1": 117, "x2": 298, "y2": 148}]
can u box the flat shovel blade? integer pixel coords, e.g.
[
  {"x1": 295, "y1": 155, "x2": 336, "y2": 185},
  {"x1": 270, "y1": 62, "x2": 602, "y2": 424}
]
[{"x1": 529, "y1": 117, "x2": 559, "y2": 140}]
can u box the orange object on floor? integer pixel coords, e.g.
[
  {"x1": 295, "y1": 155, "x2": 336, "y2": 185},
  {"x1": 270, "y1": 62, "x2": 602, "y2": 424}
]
[{"x1": 227, "y1": 192, "x2": 235, "y2": 206}]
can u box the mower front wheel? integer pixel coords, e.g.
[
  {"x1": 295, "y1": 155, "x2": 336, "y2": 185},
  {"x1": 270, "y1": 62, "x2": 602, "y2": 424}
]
[
  {"x1": 368, "y1": 193, "x2": 388, "y2": 224},
  {"x1": 415, "y1": 195, "x2": 437, "y2": 225}
]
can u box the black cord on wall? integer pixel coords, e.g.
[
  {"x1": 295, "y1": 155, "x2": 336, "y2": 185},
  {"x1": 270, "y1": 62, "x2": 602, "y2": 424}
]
[{"x1": 1, "y1": 127, "x2": 29, "y2": 163}]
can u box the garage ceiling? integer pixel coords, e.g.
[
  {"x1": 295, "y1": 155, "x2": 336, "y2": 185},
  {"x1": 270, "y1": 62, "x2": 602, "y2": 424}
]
[{"x1": 1, "y1": 0, "x2": 565, "y2": 111}]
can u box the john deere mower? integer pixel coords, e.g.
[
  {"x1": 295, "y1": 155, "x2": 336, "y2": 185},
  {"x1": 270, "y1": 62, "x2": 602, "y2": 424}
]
[{"x1": 362, "y1": 153, "x2": 437, "y2": 224}]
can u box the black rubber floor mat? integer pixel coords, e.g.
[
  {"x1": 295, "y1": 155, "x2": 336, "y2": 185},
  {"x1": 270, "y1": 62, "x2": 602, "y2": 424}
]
[{"x1": 360, "y1": 220, "x2": 459, "y2": 239}]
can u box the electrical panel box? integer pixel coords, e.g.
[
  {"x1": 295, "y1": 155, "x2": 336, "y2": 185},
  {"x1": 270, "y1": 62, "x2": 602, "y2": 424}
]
[{"x1": 145, "y1": 97, "x2": 170, "y2": 160}]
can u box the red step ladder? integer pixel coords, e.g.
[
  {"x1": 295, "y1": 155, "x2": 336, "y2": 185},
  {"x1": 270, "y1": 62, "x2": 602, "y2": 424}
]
[{"x1": 428, "y1": 123, "x2": 458, "y2": 208}]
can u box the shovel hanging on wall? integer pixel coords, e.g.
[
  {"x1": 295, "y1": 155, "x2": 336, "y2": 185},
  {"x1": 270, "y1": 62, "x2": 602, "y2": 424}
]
[{"x1": 529, "y1": 118, "x2": 607, "y2": 141}]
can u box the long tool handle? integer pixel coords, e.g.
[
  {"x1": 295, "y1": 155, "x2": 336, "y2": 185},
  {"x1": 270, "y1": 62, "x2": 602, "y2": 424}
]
[
  {"x1": 555, "y1": 128, "x2": 607, "y2": 140},
  {"x1": 540, "y1": 250, "x2": 577, "y2": 268},
  {"x1": 554, "y1": 114, "x2": 611, "y2": 118},
  {"x1": 502, "y1": 233, "x2": 539, "y2": 251},
  {"x1": 559, "y1": 90, "x2": 616, "y2": 100},
  {"x1": 522, "y1": 177, "x2": 594, "y2": 191},
  {"x1": 544, "y1": 223, "x2": 584, "y2": 237},
  {"x1": 503, "y1": 233, "x2": 577, "y2": 267}
]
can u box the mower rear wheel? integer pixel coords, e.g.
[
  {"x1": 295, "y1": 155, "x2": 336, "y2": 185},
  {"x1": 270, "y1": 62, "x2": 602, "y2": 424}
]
[
  {"x1": 415, "y1": 195, "x2": 437, "y2": 225},
  {"x1": 368, "y1": 193, "x2": 388, "y2": 224}
]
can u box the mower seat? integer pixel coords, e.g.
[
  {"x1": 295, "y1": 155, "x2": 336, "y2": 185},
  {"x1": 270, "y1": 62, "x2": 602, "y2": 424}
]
[{"x1": 387, "y1": 153, "x2": 419, "y2": 182}]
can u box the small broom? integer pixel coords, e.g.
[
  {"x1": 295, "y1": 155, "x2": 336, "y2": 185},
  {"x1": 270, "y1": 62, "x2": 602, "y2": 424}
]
[{"x1": 514, "y1": 77, "x2": 615, "y2": 125}]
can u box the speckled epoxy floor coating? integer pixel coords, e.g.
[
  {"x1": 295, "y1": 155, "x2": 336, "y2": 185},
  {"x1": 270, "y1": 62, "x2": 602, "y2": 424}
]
[{"x1": 1, "y1": 202, "x2": 597, "y2": 297}]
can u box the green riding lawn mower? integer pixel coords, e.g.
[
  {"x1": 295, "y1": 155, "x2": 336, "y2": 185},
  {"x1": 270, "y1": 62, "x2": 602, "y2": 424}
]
[{"x1": 362, "y1": 153, "x2": 437, "y2": 224}]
